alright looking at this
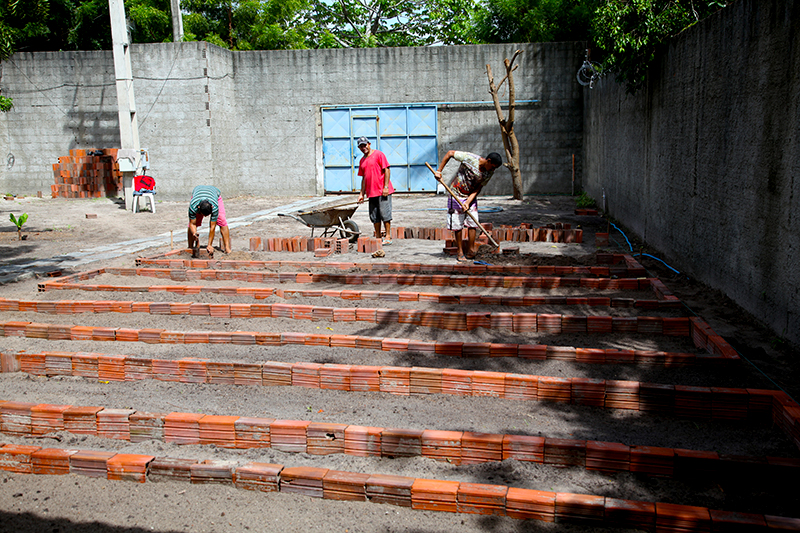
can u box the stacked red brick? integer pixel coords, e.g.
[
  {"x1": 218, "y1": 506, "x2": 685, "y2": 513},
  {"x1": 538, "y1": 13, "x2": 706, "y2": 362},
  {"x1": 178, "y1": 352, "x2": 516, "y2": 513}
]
[{"x1": 51, "y1": 149, "x2": 121, "y2": 199}]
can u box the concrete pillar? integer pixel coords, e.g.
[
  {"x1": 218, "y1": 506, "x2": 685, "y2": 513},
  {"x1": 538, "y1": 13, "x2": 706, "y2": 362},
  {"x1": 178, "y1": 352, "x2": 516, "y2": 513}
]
[
  {"x1": 109, "y1": 0, "x2": 141, "y2": 210},
  {"x1": 171, "y1": 0, "x2": 184, "y2": 43}
]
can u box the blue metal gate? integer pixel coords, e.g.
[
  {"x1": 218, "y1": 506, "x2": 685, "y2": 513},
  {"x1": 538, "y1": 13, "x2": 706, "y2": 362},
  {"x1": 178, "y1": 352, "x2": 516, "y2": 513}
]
[{"x1": 322, "y1": 105, "x2": 438, "y2": 193}]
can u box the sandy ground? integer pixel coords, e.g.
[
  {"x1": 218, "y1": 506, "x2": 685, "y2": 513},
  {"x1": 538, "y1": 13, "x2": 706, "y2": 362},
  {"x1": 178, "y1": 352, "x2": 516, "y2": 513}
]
[{"x1": 1, "y1": 193, "x2": 799, "y2": 533}]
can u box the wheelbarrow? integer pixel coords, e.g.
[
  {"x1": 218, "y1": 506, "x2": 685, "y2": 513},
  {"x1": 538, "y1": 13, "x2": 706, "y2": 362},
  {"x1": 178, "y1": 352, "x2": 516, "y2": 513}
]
[{"x1": 278, "y1": 201, "x2": 361, "y2": 243}]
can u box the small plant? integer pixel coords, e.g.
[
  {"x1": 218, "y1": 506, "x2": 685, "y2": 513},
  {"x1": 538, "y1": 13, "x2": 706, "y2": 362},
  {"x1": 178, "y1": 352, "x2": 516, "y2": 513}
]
[
  {"x1": 10, "y1": 212, "x2": 28, "y2": 240},
  {"x1": 576, "y1": 191, "x2": 596, "y2": 208},
  {"x1": 770, "y1": 336, "x2": 785, "y2": 349}
]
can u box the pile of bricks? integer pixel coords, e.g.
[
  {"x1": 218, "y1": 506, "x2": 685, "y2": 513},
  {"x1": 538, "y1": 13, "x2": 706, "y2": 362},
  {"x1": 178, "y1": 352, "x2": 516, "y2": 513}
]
[
  {"x1": 51, "y1": 149, "x2": 121, "y2": 199},
  {"x1": 356, "y1": 236, "x2": 383, "y2": 254}
]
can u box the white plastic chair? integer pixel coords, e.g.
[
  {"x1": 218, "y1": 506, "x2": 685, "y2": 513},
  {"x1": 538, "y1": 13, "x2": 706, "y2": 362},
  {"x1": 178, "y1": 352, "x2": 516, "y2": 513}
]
[{"x1": 133, "y1": 191, "x2": 156, "y2": 213}]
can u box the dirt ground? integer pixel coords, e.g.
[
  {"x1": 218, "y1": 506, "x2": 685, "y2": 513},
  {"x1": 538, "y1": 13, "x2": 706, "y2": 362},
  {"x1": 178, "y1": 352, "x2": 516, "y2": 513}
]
[{"x1": 1, "y1": 193, "x2": 799, "y2": 533}]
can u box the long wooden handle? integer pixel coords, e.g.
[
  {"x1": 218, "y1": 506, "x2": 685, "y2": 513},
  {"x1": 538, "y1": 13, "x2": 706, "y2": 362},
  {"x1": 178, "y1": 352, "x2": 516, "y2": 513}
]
[{"x1": 425, "y1": 162, "x2": 499, "y2": 249}]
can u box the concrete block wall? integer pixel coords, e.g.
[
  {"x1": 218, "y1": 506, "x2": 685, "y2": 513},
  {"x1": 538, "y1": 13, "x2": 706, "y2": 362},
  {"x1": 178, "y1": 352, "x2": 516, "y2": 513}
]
[
  {"x1": 583, "y1": 0, "x2": 800, "y2": 346},
  {"x1": 128, "y1": 43, "x2": 214, "y2": 195},
  {"x1": 0, "y1": 42, "x2": 585, "y2": 199}
]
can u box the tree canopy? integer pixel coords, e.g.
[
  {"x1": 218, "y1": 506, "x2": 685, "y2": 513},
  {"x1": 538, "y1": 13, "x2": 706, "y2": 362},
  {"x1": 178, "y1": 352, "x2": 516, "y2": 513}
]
[
  {"x1": 0, "y1": 0, "x2": 734, "y2": 99},
  {"x1": 592, "y1": 0, "x2": 731, "y2": 93},
  {"x1": 472, "y1": 0, "x2": 599, "y2": 44},
  {"x1": 307, "y1": 0, "x2": 479, "y2": 48}
]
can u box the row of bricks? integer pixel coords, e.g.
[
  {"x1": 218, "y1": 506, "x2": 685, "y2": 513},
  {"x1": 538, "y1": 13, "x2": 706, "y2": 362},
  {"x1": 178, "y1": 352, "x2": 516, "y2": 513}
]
[
  {"x1": 36, "y1": 281, "x2": 681, "y2": 310},
  {"x1": 133, "y1": 250, "x2": 648, "y2": 277},
  {"x1": 4, "y1": 445, "x2": 796, "y2": 530},
  {"x1": 0, "y1": 319, "x2": 732, "y2": 365},
  {"x1": 1, "y1": 351, "x2": 781, "y2": 422},
  {"x1": 251, "y1": 237, "x2": 385, "y2": 255},
  {"x1": 390, "y1": 223, "x2": 581, "y2": 244},
  {"x1": 0, "y1": 301, "x2": 700, "y2": 337},
  {"x1": 250, "y1": 236, "x2": 351, "y2": 253},
  {"x1": 43, "y1": 268, "x2": 665, "y2": 291},
  {"x1": 2, "y1": 398, "x2": 797, "y2": 477},
  {"x1": 383, "y1": 221, "x2": 571, "y2": 240},
  {"x1": 54, "y1": 258, "x2": 648, "y2": 278},
  {"x1": 250, "y1": 228, "x2": 583, "y2": 252}
]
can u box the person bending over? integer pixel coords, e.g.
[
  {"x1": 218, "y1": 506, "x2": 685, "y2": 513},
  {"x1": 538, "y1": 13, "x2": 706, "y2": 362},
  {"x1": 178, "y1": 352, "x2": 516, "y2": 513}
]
[
  {"x1": 433, "y1": 150, "x2": 502, "y2": 262},
  {"x1": 187, "y1": 185, "x2": 231, "y2": 255}
]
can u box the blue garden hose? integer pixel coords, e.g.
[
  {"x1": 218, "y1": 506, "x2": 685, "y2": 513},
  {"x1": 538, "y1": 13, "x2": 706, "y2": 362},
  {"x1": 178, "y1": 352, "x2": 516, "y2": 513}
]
[
  {"x1": 608, "y1": 221, "x2": 680, "y2": 274},
  {"x1": 634, "y1": 253, "x2": 680, "y2": 274},
  {"x1": 609, "y1": 218, "x2": 796, "y2": 403}
]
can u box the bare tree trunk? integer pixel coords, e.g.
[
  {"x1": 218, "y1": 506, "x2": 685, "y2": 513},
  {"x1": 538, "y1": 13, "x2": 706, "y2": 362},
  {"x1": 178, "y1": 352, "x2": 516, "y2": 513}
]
[{"x1": 487, "y1": 50, "x2": 523, "y2": 200}]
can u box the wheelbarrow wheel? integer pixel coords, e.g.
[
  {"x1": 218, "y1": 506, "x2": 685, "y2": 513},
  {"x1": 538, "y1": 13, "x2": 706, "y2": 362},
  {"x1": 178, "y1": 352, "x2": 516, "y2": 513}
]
[{"x1": 340, "y1": 219, "x2": 360, "y2": 243}]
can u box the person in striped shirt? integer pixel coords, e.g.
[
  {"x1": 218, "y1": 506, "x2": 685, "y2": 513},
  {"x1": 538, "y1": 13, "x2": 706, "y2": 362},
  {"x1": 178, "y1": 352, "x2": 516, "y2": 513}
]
[
  {"x1": 432, "y1": 150, "x2": 502, "y2": 262},
  {"x1": 187, "y1": 185, "x2": 231, "y2": 255}
]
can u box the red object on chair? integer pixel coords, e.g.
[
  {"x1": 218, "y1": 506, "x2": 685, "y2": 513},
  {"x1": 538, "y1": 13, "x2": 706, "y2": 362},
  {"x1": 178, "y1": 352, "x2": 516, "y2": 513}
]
[{"x1": 134, "y1": 175, "x2": 156, "y2": 192}]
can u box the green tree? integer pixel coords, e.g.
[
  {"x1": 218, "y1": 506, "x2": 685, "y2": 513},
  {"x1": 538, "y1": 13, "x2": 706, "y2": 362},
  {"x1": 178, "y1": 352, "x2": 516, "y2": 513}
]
[
  {"x1": 307, "y1": 0, "x2": 480, "y2": 48},
  {"x1": 473, "y1": 0, "x2": 598, "y2": 44},
  {"x1": 182, "y1": 0, "x2": 310, "y2": 50},
  {"x1": 0, "y1": 0, "x2": 52, "y2": 110},
  {"x1": 69, "y1": 0, "x2": 173, "y2": 50},
  {"x1": 128, "y1": 0, "x2": 173, "y2": 43},
  {"x1": 592, "y1": 0, "x2": 731, "y2": 93}
]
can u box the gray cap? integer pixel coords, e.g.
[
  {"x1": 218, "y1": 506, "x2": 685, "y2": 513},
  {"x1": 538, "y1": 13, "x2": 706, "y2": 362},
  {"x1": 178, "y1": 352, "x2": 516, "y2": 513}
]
[{"x1": 356, "y1": 136, "x2": 370, "y2": 146}]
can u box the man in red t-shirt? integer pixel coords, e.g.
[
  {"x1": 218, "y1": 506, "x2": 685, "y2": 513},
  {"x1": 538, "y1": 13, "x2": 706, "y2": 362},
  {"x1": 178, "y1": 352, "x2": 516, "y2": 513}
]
[{"x1": 356, "y1": 136, "x2": 395, "y2": 244}]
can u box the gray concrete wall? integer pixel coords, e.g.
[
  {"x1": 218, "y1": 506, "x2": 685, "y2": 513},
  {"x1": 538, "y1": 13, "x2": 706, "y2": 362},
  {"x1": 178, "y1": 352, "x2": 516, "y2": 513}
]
[
  {"x1": 0, "y1": 42, "x2": 585, "y2": 199},
  {"x1": 583, "y1": 0, "x2": 800, "y2": 345}
]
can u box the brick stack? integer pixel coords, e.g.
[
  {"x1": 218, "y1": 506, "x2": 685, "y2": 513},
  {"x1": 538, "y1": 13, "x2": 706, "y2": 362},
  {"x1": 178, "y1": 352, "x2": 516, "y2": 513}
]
[
  {"x1": 357, "y1": 236, "x2": 383, "y2": 253},
  {"x1": 51, "y1": 149, "x2": 121, "y2": 199}
]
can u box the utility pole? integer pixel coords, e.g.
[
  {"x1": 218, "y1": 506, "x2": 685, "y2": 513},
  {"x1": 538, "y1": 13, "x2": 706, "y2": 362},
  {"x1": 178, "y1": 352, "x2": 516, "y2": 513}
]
[
  {"x1": 171, "y1": 0, "x2": 184, "y2": 43},
  {"x1": 108, "y1": 0, "x2": 141, "y2": 211}
]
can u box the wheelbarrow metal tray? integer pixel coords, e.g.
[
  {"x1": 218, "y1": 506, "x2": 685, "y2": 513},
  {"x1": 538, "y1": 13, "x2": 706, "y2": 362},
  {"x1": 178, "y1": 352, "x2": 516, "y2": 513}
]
[{"x1": 293, "y1": 205, "x2": 358, "y2": 228}]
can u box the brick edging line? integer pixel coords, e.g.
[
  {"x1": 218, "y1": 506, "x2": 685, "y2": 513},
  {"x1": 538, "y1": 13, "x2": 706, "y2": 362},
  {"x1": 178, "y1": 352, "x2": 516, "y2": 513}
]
[
  {"x1": 2, "y1": 397, "x2": 799, "y2": 479},
  {"x1": 132, "y1": 250, "x2": 647, "y2": 277},
  {"x1": 2, "y1": 350, "x2": 796, "y2": 446},
  {"x1": 0, "y1": 317, "x2": 733, "y2": 365},
  {"x1": 0, "y1": 297, "x2": 714, "y2": 343},
  {"x1": 4, "y1": 443, "x2": 798, "y2": 530},
  {"x1": 37, "y1": 271, "x2": 680, "y2": 310},
  {"x1": 40, "y1": 267, "x2": 667, "y2": 292}
]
